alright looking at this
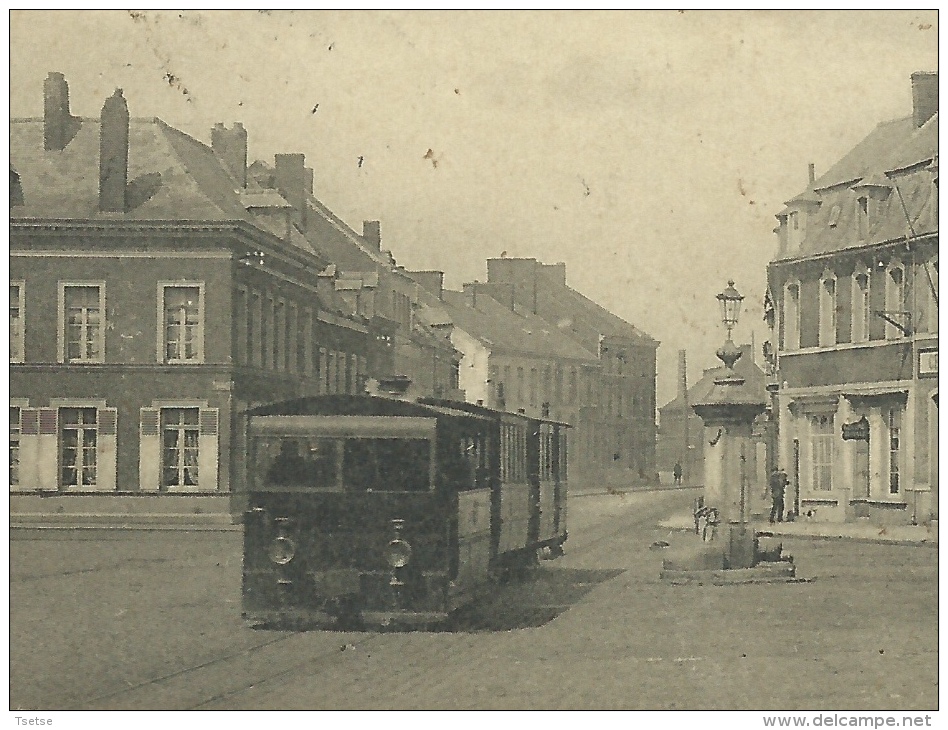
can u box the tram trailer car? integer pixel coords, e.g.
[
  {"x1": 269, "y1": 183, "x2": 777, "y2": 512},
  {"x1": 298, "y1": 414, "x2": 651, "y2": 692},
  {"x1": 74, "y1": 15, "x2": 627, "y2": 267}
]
[{"x1": 241, "y1": 394, "x2": 568, "y2": 628}]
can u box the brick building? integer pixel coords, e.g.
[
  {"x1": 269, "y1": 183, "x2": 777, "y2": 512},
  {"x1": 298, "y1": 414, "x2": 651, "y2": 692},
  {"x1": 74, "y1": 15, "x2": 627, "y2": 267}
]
[
  {"x1": 766, "y1": 72, "x2": 938, "y2": 524},
  {"x1": 10, "y1": 74, "x2": 394, "y2": 520}
]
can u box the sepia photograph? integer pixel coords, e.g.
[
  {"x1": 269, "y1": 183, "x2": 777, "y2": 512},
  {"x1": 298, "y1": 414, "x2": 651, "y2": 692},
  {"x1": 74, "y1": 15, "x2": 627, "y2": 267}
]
[{"x1": 7, "y1": 9, "x2": 939, "y2": 719}]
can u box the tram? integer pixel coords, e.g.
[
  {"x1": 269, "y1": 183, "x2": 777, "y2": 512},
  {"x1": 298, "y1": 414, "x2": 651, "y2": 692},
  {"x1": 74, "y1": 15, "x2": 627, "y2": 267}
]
[{"x1": 240, "y1": 392, "x2": 568, "y2": 628}]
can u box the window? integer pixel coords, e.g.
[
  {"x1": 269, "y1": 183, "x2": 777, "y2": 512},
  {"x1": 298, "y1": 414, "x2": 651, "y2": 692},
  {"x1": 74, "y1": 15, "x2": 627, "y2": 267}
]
[
  {"x1": 249, "y1": 290, "x2": 261, "y2": 368},
  {"x1": 161, "y1": 408, "x2": 200, "y2": 488},
  {"x1": 10, "y1": 282, "x2": 24, "y2": 363},
  {"x1": 885, "y1": 264, "x2": 905, "y2": 340},
  {"x1": 60, "y1": 407, "x2": 98, "y2": 488},
  {"x1": 787, "y1": 212, "x2": 802, "y2": 251},
  {"x1": 516, "y1": 367, "x2": 524, "y2": 405},
  {"x1": 568, "y1": 367, "x2": 577, "y2": 405},
  {"x1": 857, "y1": 197, "x2": 869, "y2": 239},
  {"x1": 888, "y1": 408, "x2": 901, "y2": 495},
  {"x1": 783, "y1": 282, "x2": 801, "y2": 350},
  {"x1": 10, "y1": 406, "x2": 21, "y2": 487},
  {"x1": 140, "y1": 405, "x2": 215, "y2": 491},
  {"x1": 819, "y1": 274, "x2": 837, "y2": 347},
  {"x1": 810, "y1": 414, "x2": 833, "y2": 492},
  {"x1": 160, "y1": 284, "x2": 203, "y2": 363},
  {"x1": 235, "y1": 287, "x2": 248, "y2": 366},
  {"x1": 851, "y1": 270, "x2": 871, "y2": 343},
  {"x1": 60, "y1": 284, "x2": 104, "y2": 363},
  {"x1": 530, "y1": 367, "x2": 538, "y2": 407}
]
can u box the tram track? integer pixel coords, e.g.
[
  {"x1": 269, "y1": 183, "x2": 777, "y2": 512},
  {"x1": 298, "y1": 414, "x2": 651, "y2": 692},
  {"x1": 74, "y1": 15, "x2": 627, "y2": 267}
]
[{"x1": 72, "y1": 489, "x2": 692, "y2": 710}]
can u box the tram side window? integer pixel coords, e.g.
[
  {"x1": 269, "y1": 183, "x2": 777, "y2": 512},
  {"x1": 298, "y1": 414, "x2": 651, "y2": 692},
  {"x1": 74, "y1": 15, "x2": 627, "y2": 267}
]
[
  {"x1": 256, "y1": 437, "x2": 341, "y2": 490},
  {"x1": 342, "y1": 438, "x2": 431, "y2": 492}
]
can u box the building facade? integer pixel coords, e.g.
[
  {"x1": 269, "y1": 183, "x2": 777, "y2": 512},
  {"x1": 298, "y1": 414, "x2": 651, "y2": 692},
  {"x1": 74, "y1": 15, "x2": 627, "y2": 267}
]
[
  {"x1": 10, "y1": 74, "x2": 393, "y2": 519},
  {"x1": 766, "y1": 72, "x2": 938, "y2": 524}
]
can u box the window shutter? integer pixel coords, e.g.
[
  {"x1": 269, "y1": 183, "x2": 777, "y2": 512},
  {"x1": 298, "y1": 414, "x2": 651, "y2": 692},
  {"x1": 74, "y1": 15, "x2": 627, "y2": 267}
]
[
  {"x1": 139, "y1": 408, "x2": 161, "y2": 491},
  {"x1": 18, "y1": 408, "x2": 40, "y2": 490},
  {"x1": 198, "y1": 408, "x2": 219, "y2": 491},
  {"x1": 36, "y1": 408, "x2": 59, "y2": 490},
  {"x1": 97, "y1": 408, "x2": 118, "y2": 491}
]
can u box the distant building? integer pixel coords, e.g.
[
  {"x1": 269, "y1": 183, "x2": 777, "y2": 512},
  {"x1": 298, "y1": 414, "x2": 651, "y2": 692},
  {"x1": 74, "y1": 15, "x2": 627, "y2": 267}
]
[
  {"x1": 766, "y1": 72, "x2": 938, "y2": 524},
  {"x1": 410, "y1": 274, "x2": 600, "y2": 476},
  {"x1": 421, "y1": 258, "x2": 658, "y2": 484},
  {"x1": 10, "y1": 74, "x2": 392, "y2": 518}
]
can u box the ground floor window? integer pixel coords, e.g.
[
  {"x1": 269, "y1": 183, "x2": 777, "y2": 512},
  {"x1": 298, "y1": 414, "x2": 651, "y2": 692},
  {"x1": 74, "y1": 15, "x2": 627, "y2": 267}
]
[
  {"x1": 10, "y1": 406, "x2": 20, "y2": 487},
  {"x1": 888, "y1": 408, "x2": 901, "y2": 495},
  {"x1": 60, "y1": 407, "x2": 98, "y2": 488},
  {"x1": 810, "y1": 414, "x2": 833, "y2": 491},
  {"x1": 162, "y1": 408, "x2": 200, "y2": 487}
]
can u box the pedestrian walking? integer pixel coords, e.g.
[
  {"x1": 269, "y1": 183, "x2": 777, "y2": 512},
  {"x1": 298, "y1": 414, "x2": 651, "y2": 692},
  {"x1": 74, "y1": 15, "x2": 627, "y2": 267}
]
[
  {"x1": 673, "y1": 461, "x2": 683, "y2": 486},
  {"x1": 769, "y1": 467, "x2": 788, "y2": 523}
]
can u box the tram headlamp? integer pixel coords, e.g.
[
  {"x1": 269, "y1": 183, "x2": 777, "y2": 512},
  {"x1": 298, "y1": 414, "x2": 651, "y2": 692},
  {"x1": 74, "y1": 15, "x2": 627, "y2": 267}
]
[
  {"x1": 385, "y1": 538, "x2": 412, "y2": 569},
  {"x1": 268, "y1": 535, "x2": 296, "y2": 565}
]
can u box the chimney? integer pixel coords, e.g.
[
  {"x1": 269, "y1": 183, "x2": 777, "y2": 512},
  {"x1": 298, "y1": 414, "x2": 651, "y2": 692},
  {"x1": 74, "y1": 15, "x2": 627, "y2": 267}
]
[
  {"x1": 363, "y1": 220, "x2": 381, "y2": 251},
  {"x1": 410, "y1": 270, "x2": 444, "y2": 300},
  {"x1": 808, "y1": 163, "x2": 815, "y2": 185},
  {"x1": 677, "y1": 349, "x2": 688, "y2": 404},
  {"x1": 543, "y1": 262, "x2": 567, "y2": 286},
  {"x1": 211, "y1": 122, "x2": 248, "y2": 188},
  {"x1": 274, "y1": 153, "x2": 307, "y2": 231},
  {"x1": 463, "y1": 281, "x2": 479, "y2": 309},
  {"x1": 44, "y1": 72, "x2": 77, "y2": 151},
  {"x1": 912, "y1": 71, "x2": 938, "y2": 128},
  {"x1": 99, "y1": 88, "x2": 129, "y2": 213},
  {"x1": 316, "y1": 265, "x2": 336, "y2": 301},
  {"x1": 487, "y1": 257, "x2": 538, "y2": 312}
]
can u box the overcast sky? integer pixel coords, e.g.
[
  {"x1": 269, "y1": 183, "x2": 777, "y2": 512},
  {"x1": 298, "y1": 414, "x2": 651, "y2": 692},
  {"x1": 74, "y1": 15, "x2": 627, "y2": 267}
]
[{"x1": 9, "y1": 10, "x2": 938, "y2": 405}]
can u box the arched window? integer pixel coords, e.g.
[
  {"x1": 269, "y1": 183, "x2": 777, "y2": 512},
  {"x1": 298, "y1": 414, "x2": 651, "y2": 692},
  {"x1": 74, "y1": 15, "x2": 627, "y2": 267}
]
[
  {"x1": 851, "y1": 264, "x2": 871, "y2": 343},
  {"x1": 782, "y1": 280, "x2": 801, "y2": 350},
  {"x1": 885, "y1": 261, "x2": 905, "y2": 340},
  {"x1": 819, "y1": 272, "x2": 837, "y2": 347}
]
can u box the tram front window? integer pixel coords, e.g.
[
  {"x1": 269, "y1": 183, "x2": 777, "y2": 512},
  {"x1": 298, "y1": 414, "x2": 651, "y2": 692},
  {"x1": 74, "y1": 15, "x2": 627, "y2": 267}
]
[
  {"x1": 342, "y1": 438, "x2": 431, "y2": 492},
  {"x1": 255, "y1": 437, "x2": 341, "y2": 490}
]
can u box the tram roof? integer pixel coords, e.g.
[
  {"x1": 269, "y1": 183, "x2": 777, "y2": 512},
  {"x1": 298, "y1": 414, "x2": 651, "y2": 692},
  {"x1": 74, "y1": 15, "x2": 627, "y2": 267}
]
[{"x1": 246, "y1": 394, "x2": 494, "y2": 423}]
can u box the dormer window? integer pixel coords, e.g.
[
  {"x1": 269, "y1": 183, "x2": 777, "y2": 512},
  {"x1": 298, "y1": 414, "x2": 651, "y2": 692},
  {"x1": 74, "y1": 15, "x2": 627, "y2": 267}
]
[
  {"x1": 828, "y1": 204, "x2": 841, "y2": 227},
  {"x1": 787, "y1": 211, "x2": 803, "y2": 251}
]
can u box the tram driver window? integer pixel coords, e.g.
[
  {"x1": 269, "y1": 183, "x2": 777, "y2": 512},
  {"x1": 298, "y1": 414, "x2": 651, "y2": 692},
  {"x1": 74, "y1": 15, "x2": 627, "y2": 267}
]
[{"x1": 256, "y1": 437, "x2": 342, "y2": 490}]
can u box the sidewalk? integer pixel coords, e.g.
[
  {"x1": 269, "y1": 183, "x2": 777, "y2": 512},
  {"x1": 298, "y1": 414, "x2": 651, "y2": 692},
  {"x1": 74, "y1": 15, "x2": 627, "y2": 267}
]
[{"x1": 658, "y1": 510, "x2": 938, "y2": 546}]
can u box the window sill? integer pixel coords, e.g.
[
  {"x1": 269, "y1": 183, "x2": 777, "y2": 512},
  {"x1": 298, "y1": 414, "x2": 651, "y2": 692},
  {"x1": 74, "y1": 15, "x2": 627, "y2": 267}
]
[
  {"x1": 800, "y1": 497, "x2": 839, "y2": 506},
  {"x1": 849, "y1": 499, "x2": 907, "y2": 509}
]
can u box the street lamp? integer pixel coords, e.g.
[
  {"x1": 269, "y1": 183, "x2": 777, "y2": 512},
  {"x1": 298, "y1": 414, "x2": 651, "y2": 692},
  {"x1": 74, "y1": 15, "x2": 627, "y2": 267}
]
[
  {"x1": 713, "y1": 280, "x2": 745, "y2": 376},
  {"x1": 716, "y1": 279, "x2": 744, "y2": 341}
]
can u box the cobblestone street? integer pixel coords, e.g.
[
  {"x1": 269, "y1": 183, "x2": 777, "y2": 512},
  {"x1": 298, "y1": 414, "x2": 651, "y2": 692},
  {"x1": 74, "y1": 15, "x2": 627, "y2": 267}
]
[{"x1": 11, "y1": 488, "x2": 937, "y2": 711}]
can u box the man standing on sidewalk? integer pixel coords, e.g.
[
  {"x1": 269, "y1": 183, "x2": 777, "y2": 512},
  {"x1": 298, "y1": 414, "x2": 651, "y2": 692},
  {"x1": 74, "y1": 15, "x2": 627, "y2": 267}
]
[
  {"x1": 769, "y1": 467, "x2": 788, "y2": 523},
  {"x1": 673, "y1": 461, "x2": 683, "y2": 486}
]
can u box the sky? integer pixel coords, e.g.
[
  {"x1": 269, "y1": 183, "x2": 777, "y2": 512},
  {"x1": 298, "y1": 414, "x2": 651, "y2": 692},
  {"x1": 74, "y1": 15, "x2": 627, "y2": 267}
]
[{"x1": 8, "y1": 10, "x2": 939, "y2": 406}]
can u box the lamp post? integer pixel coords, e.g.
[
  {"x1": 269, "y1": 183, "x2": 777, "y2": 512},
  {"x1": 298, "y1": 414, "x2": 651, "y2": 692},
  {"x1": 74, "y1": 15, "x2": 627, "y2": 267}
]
[{"x1": 692, "y1": 280, "x2": 767, "y2": 568}]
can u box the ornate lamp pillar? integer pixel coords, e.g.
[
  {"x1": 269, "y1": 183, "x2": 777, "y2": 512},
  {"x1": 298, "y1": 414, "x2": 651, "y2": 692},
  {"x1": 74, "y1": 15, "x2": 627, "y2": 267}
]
[{"x1": 692, "y1": 281, "x2": 767, "y2": 567}]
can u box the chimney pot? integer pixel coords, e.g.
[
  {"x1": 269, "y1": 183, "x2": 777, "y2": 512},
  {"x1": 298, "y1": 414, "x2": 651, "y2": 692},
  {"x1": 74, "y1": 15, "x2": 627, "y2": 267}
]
[
  {"x1": 808, "y1": 163, "x2": 816, "y2": 185},
  {"x1": 912, "y1": 71, "x2": 938, "y2": 128}
]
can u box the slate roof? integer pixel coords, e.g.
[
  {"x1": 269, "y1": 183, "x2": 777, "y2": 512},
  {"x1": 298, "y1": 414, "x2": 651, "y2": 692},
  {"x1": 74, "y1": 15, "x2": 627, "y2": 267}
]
[
  {"x1": 659, "y1": 344, "x2": 766, "y2": 413},
  {"x1": 441, "y1": 289, "x2": 598, "y2": 362},
  {"x1": 10, "y1": 117, "x2": 249, "y2": 221},
  {"x1": 774, "y1": 113, "x2": 937, "y2": 262}
]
